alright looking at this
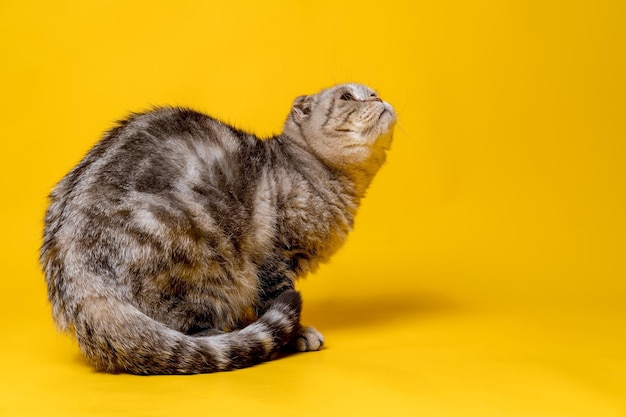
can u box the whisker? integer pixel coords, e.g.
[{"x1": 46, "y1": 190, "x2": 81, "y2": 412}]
[{"x1": 394, "y1": 122, "x2": 414, "y2": 141}]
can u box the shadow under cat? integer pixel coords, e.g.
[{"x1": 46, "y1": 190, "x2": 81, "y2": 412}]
[{"x1": 301, "y1": 290, "x2": 463, "y2": 331}]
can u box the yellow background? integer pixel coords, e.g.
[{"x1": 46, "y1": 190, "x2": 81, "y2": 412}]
[{"x1": 1, "y1": 1, "x2": 625, "y2": 416}]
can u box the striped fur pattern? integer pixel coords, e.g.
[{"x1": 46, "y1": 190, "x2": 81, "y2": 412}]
[{"x1": 40, "y1": 83, "x2": 396, "y2": 374}]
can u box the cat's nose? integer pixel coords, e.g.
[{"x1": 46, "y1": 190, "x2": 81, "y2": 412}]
[{"x1": 366, "y1": 97, "x2": 383, "y2": 103}]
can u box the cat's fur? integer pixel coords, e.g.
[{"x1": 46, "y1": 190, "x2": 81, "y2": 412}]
[{"x1": 40, "y1": 83, "x2": 396, "y2": 374}]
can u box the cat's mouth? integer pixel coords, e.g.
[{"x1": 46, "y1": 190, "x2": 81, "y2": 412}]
[
  {"x1": 369, "y1": 103, "x2": 396, "y2": 137},
  {"x1": 377, "y1": 108, "x2": 393, "y2": 126},
  {"x1": 381, "y1": 102, "x2": 397, "y2": 123}
]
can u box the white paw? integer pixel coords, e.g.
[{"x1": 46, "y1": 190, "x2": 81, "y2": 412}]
[{"x1": 293, "y1": 326, "x2": 324, "y2": 352}]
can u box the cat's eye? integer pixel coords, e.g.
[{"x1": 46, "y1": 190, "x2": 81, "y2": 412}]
[{"x1": 340, "y1": 92, "x2": 354, "y2": 101}]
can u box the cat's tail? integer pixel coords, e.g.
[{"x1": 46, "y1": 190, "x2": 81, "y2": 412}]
[{"x1": 70, "y1": 290, "x2": 302, "y2": 375}]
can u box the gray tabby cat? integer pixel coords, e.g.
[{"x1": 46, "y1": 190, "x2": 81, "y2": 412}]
[{"x1": 40, "y1": 83, "x2": 396, "y2": 374}]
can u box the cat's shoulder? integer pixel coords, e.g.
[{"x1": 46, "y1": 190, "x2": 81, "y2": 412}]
[
  {"x1": 116, "y1": 106, "x2": 221, "y2": 130},
  {"x1": 115, "y1": 106, "x2": 258, "y2": 145}
]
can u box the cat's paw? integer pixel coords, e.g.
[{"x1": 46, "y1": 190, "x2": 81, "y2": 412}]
[{"x1": 290, "y1": 326, "x2": 324, "y2": 352}]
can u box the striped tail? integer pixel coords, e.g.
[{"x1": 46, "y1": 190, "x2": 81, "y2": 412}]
[{"x1": 71, "y1": 290, "x2": 302, "y2": 375}]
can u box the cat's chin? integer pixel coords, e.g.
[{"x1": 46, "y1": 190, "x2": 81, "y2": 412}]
[
  {"x1": 362, "y1": 109, "x2": 396, "y2": 148},
  {"x1": 379, "y1": 103, "x2": 397, "y2": 132}
]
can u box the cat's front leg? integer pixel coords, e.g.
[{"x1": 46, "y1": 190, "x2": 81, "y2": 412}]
[
  {"x1": 289, "y1": 325, "x2": 324, "y2": 351},
  {"x1": 257, "y1": 273, "x2": 323, "y2": 351}
]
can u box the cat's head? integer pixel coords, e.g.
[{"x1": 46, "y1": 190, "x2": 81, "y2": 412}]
[{"x1": 283, "y1": 83, "x2": 396, "y2": 178}]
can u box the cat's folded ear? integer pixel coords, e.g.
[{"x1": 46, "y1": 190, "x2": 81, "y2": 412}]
[{"x1": 291, "y1": 95, "x2": 312, "y2": 123}]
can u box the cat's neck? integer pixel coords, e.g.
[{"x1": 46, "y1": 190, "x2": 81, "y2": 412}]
[
  {"x1": 264, "y1": 134, "x2": 360, "y2": 274},
  {"x1": 275, "y1": 131, "x2": 384, "y2": 200}
]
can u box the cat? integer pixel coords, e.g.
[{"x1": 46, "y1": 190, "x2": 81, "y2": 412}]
[{"x1": 40, "y1": 83, "x2": 396, "y2": 374}]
